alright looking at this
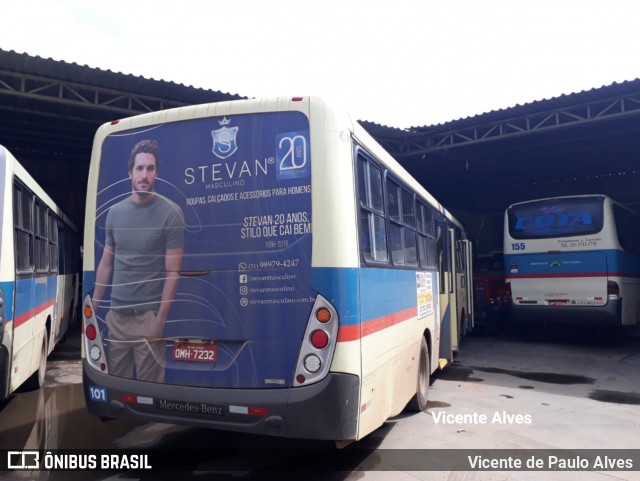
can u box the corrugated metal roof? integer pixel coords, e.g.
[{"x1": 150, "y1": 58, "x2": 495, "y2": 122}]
[
  {"x1": 0, "y1": 49, "x2": 247, "y2": 229},
  {"x1": 3, "y1": 47, "x2": 640, "y2": 230},
  {"x1": 7, "y1": 47, "x2": 637, "y2": 139},
  {"x1": 0, "y1": 49, "x2": 246, "y2": 104},
  {"x1": 408, "y1": 78, "x2": 640, "y2": 133}
]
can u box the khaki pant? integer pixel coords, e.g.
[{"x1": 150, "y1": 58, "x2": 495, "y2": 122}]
[{"x1": 105, "y1": 310, "x2": 165, "y2": 383}]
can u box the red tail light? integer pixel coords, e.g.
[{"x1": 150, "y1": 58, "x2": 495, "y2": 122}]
[
  {"x1": 82, "y1": 295, "x2": 109, "y2": 374},
  {"x1": 294, "y1": 295, "x2": 338, "y2": 387},
  {"x1": 607, "y1": 281, "x2": 619, "y2": 298},
  {"x1": 310, "y1": 330, "x2": 329, "y2": 349},
  {"x1": 85, "y1": 324, "x2": 97, "y2": 341}
]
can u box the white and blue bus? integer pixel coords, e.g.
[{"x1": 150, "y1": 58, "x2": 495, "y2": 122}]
[
  {"x1": 504, "y1": 194, "x2": 640, "y2": 326},
  {"x1": 81, "y1": 97, "x2": 473, "y2": 442},
  {"x1": 0, "y1": 145, "x2": 82, "y2": 400}
]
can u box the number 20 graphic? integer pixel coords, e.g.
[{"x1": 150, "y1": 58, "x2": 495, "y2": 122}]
[{"x1": 279, "y1": 135, "x2": 307, "y2": 170}]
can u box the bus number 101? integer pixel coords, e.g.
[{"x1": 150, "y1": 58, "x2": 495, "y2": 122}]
[{"x1": 89, "y1": 386, "x2": 107, "y2": 403}]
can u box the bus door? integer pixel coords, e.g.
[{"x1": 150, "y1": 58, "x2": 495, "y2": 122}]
[
  {"x1": 453, "y1": 237, "x2": 473, "y2": 348},
  {"x1": 436, "y1": 223, "x2": 454, "y2": 363},
  {"x1": 462, "y1": 239, "x2": 474, "y2": 333},
  {"x1": 449, "y1": 228, "x2": 462, "y2": 353}
]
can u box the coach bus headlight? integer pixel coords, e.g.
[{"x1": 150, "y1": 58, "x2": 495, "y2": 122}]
[{"x1": 304, "y1": 354, "x2": 321, "y2": 373}]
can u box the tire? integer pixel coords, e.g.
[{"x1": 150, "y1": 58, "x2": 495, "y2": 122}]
[
  {"x1": 406, "y1": 337, "x2": 430, "y2": 412},
  {"x1": 26, "y1": 332, "x2": 48, "y2": 390}
]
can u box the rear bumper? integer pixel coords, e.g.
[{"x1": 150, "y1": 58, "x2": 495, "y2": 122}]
[
  {"x1": 509, "y1": 299, "x2": 622, "y2": 325},
  {"x1": 83, "y1": 360, "x2": 360, "y2": 441}
]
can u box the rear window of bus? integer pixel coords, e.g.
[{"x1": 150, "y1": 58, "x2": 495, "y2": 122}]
[{"x1": 508, "y1": 197, "x2": 604, "y2": 239}]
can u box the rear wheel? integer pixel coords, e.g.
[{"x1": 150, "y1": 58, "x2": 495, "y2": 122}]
[
  {"x1": 26, "y1": 332, "x2": 48, "y2": 390},
  {"x1": 406, "y1": 337, "x2": 430, "y2": 412}
]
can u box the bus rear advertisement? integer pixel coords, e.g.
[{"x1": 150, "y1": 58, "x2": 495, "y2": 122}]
[{"x1": 82, "y1": 97, "x2": 472, "y2": 442}]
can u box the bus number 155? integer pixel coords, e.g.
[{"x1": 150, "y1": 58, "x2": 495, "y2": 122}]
[{"x1": 511, "y1": 242, "x2": 526, "y2": 251}]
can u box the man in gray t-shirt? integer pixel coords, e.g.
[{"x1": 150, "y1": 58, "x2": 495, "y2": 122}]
[{"x1": 93, "y1": 139, "x2": 185, "y2": 383}]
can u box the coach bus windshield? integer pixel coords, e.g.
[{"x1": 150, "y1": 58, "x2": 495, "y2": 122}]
[{"x1": 508, "y1": 196, "x2": 604, "y2": 240}]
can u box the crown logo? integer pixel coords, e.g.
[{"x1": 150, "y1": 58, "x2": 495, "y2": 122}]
[{"x1": 219, "y1": 117, "x2": 231, "y2": 126}]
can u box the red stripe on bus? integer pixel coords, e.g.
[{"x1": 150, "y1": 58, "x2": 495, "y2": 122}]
[
  {"x1": 13, "y1": 299, "x2": 55, "y2": 328},
  {"x1": 337, "y1": 325, "x2": 360, "y2": 342},
  {"x1": 506, "y1": 272, "x2": 640, "y2": 279},
  {"x1": 338, "y1": 307, "x2": 418, "y2": 342}
]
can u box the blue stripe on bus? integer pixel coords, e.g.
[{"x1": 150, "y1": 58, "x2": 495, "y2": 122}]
[
  {"x1": 84, "y1": 266, "x2": 412, "y2": 326},
  {"x1": 0, "y1": 281, "x2": 14, "y2": 320},
  {"x1": 311, "y1": 267, "x2": 359, "y2": 326},
  {"x1": 359, "y1": 268, "x2": 424, "y2": 322},
  {"x1": 0, "y1": 276, "x2": 58, "y2": 323},
  {"x1": 505, "y1": 249, "x2": 640, "y2": 277},
  {"x1": 84, "y1": 267, "x2": 434, "y2": 330},
  {"x1": 312, "y1": 267, "x2": 435, "y2": 326}
]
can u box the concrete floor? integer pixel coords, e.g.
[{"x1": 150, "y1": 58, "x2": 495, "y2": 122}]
[{"x1": 1, "y1": 324, "x2": 639, "y2": 480}]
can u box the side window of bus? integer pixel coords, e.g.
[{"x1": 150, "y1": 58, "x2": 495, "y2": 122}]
[
  {"x1": 14, "y1": 185, "x2": 34, "y2": 275},
  {"x1": 436, "y1": 223, "x2": 449, "y2": 294},
  {"x1": 34, "y1": 201, "x2": 49, "y2": 273},
  {"x1": 614, "y1": 205, "x2": 640, "y2": 255},
  {"x1": 49, "y1": 213, "x2": 59, "y2": 274},
  {"x1": 417, "y1": 201, "x2": 437, "y2": 269},
  {"x1": 357, "y1": 153, "x2": 388, "y2": 263},
  {"x1": 456, "y1": 237, "x2": 467, "y2": 288},
  {"x1": 455, "y1": 241, "x2": 463, "y2": 272},
  {"x1": 386, "y1": 178, "x2": 418, "y2": 267}
]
